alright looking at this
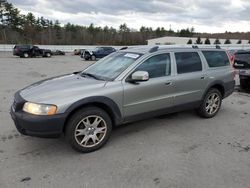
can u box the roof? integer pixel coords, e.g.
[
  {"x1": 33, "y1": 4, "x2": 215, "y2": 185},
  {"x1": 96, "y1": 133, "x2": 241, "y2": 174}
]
[{"x1": 120, "y1": 45, "x2": 225, "y2": 54}]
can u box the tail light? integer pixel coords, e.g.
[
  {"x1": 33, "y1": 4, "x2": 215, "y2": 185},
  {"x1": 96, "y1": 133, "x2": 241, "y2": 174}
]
[
  {"x1": 233, "y1": 68, "x2": 236, "y2": 79},
  {"x1": 226, "y1": 50, "x2": 236, "y2": 79},
  {"x1": 226, "y1": 50, "x2": 235, "y2": 65}
]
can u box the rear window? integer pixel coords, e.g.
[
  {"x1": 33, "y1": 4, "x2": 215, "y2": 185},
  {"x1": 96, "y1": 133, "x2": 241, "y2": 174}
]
[
  {"x1": 235, "y1": 52, "x2": 250, "y2": 63},
  {"x1": 202, "y1": 51, "x2": 230, "y2": 67}
]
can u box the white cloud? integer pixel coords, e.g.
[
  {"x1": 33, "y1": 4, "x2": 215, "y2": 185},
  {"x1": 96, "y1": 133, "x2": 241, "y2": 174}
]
[{"x1": 9, "y1": 0, "x2": 250, "y2": 33}]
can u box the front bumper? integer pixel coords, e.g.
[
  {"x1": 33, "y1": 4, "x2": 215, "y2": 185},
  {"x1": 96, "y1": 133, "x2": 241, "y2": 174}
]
[{"x1": 10, "y1": 92, "x2": 66, "y2": 138}]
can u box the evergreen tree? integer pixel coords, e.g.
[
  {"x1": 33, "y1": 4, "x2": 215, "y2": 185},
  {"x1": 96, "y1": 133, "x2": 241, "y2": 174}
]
[
  {"x1": 196, "y1": 36, "x2": 202, "y2": 44},
  {"x1": 214, "y1": 38, "x2": 221, "y2": 44},
  {"x1": 187, "y1": 39, "x2": 192, "y2": 44},
  {"x1": 224, "y1": 39, "x2": 231, "y2": 44},
  {"x1": 204, "y1": 38, "x2": 211, "y2": 44}
]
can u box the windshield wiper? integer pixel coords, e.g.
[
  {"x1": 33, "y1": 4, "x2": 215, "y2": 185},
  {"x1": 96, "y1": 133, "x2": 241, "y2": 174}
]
[{"x1": 81, "y1": 72, "x2": 104, "y2": 80}]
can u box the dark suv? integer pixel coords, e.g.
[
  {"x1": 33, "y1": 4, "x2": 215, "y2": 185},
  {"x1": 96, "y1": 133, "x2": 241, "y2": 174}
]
[
  {"x1": 233, "y1": 50, "x2": 250, "y2": 89},
  {"x1": 83, "y1": 47, "x2": 116, "y2": 60},
  {"x1": 13, "y1": 45, "x2": 52, "y2": 58}
]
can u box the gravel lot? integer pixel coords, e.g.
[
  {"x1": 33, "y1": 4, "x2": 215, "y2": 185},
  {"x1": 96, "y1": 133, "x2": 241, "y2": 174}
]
[{"x1": 0, "y1": 52, "x2": 250, "y2": 188}]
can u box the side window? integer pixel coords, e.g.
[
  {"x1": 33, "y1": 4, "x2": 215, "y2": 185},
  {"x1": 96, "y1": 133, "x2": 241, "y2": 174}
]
[
  {"x1": 175, "y1": 52, "x2": 202, "y2": 74},
  {"x1": 202, "y1": 51, "x2": 230, "y2": 67},
  {"x1": 98, "y1": 48, "x2": 103, "y2": 52},
  {"x1": 134, "y1": 53, "x2": 171, "y2": 78}
]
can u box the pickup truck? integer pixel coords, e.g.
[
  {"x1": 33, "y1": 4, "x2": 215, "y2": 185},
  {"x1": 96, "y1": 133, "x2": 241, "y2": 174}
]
[{"x1": 13, "y1": 45, "x2": 52, "y2": 58}]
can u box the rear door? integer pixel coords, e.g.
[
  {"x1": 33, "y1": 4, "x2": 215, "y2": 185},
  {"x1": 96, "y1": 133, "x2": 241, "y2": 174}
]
[
  {"x1": 103, "y1": 48, "x2": 112, "y2": 57},
  {"x1": 173, "y1": 51, "x2": 208, "y2": 106},
  {"x1": 122, "y1": 53, "x2": 175, "y2": 117}
]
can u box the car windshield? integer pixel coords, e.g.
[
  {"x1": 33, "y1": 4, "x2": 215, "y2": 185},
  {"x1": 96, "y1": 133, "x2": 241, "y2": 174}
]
[
  {"x1": 93, "y1": 47, "x2": 100, "y2": 52},
  {"x1": 81, "y1": 52, "x2": 142, "y2": 81}
]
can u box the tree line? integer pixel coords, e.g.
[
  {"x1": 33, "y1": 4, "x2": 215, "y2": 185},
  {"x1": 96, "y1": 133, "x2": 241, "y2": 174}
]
[
  {"x1": 0, "y1": 0, "x2": 250, "y2": 45},
  {"x1": 187, "y1": 37, "x2": 250, "y2": 45}
]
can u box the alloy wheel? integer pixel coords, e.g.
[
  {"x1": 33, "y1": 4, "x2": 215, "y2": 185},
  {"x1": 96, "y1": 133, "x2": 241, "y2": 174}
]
[
  {"x1": 74, "y1": 115, "x2": 107, "y2": 148},
  {"x1": 205, "y1": 93, "x2": 221, "y2": 115}
]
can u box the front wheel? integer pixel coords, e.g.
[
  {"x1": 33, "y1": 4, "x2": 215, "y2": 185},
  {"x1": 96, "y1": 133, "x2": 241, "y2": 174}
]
[
  {"x1": 196, "y1": 88, "x2": 222, "y2": 118},
  {"x1": 91, "y1": 55, "x2": 96, "y2": 61},
  {"x1": 65, "y1": 107, "x2": 112, "y2": 153},
  {"x1": 45, "y1": 53, "x2": 51, "y2": 58}
]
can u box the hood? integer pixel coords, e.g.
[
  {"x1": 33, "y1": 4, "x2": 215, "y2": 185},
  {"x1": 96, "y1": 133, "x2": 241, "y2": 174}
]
[{"x1": 20, "y1": 73, "x2": 106, "y2": 103}]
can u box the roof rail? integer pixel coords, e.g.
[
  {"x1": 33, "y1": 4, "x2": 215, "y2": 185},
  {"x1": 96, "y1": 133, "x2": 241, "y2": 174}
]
[{"x1": 149, "y1": 46, "x2": 159, "y2": 53}]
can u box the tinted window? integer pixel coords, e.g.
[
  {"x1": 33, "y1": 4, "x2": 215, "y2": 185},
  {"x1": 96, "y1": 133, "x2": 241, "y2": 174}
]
[
  {"x1": 104, "y1": 47, "x2": 115, "y2": 52},
  {"x1": 98, "y1": 48, "x2": 104, "y2": 52},
  {"x1": 202, "y1": 51, "x2": 230, "y2": 67},
  {"x1": 175, "y1": 52, "x2": 202, "y2": 74},
  {"x1": 235, "y1": 52, "x2": 250, "y2": 63},
  {"x1": 15, "y1": 45, "x2": 30, "y2": 49},
  {"x1": 135, "y1": 53, "x2": 171, "y2": 78}
]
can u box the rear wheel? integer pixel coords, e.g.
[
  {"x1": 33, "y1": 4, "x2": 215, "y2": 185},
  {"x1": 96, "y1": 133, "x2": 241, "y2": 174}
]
[
  {"x1": 65, "y1": 107, "x2": 112, "y2": 153},
  {"x1": 45, "y1": 52, "x2": 51, "y2": 58},
  {"x1": 196, "y1": 88, "x2": 222, "y2": 118}
]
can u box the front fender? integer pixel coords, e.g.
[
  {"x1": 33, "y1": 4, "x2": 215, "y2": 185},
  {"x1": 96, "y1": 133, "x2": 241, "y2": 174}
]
[{"x1": 65, "y1": 96, "x2": 122, "y2": 125}]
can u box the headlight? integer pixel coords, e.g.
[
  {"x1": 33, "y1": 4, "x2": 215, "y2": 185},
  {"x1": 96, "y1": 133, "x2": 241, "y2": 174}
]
[{"x1": 23, "y1": 102, "x2": 57, "y2": 115}]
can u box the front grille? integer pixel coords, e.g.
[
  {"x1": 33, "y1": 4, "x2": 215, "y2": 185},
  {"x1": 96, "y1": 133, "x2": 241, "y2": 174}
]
[{"x1": 12, "y1": 100, "x2": 17, "y2": 111}]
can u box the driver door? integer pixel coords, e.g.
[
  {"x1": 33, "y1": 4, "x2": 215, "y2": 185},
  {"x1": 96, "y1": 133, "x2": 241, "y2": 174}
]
[
  {"x1": 32, "y1": 46, "x2": 40, "y2": 56},
  {"x1": 122, "y1": 53, "x2": 175, "y2": 118}
]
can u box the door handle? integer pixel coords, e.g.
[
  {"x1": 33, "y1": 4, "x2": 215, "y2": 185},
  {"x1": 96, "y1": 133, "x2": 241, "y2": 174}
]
[
  {"x1": 200, "y1": 76, "x2": 205, "y2": 80},
  {"x1": 165, "y1": 82, "x2": 172, "y2": 85}
]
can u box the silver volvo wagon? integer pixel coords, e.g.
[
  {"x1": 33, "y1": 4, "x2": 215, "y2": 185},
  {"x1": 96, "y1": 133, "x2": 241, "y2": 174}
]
[{"x1": 11, "y1": 46, "x2": 235, "y2": 152}]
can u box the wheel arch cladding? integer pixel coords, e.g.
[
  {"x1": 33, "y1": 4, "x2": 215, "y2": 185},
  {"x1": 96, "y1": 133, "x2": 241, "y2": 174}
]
[
  {"x1": 203, "y1": 81, "x2": 225, "y2": 98},
  {"x1": 63, "y1": 96, "x2": 122, "y2": 132}
]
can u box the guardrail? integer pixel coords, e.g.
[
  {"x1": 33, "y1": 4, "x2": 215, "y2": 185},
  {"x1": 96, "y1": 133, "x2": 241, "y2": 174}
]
[{"x1": 0, "y1": 44, "x2": 126, "y2": 52}]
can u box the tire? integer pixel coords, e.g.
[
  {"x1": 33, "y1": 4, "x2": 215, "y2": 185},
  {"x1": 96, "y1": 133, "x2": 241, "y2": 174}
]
[
  {"x1": 65, "y1": 107, "x2": 112, "y2": 153},
  {"x1": 240, "y1": 79, "x2": 249, "y2": 89},
  {"x1": 91, "y1": 55, "x2": 96, "y2": 61},
  {"x1": 196, "y1": 88, "x2": 222, "y2": 118},
  {"x1": 45, "y1": 53, "x2": 51, "y2": 58},
  {"x1": 23, "y1": 53, "x2": 29, "y2": 58}
]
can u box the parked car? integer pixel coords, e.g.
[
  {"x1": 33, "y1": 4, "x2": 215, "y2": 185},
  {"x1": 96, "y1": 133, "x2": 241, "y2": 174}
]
[
  {"x1": 233, "y1": 50, "x2": 250, "y2": 89},
  {"x1": 74, "y1": 49, "x2": 85, "y2": 55},
  {"x1": 10, "y1": 46, "x2": 235, "y2": 153},
  {"x1": 51, "y1": 50, "x2": 65, "y2": 55},
  {"x1": 80, "y1": 49, "x2": 86, "y2": 58},
  {"x1": 13, "y1": 45, "x2": 52, "y2": 58},
  {"x1": 83, "y1": 47, "x2": 116, "y2": 60}
]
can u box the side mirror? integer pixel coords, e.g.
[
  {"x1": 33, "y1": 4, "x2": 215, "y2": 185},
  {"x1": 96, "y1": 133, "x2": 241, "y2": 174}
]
[{"x1": 130, "y1": 71, "x2": 149, "y2": 82}]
